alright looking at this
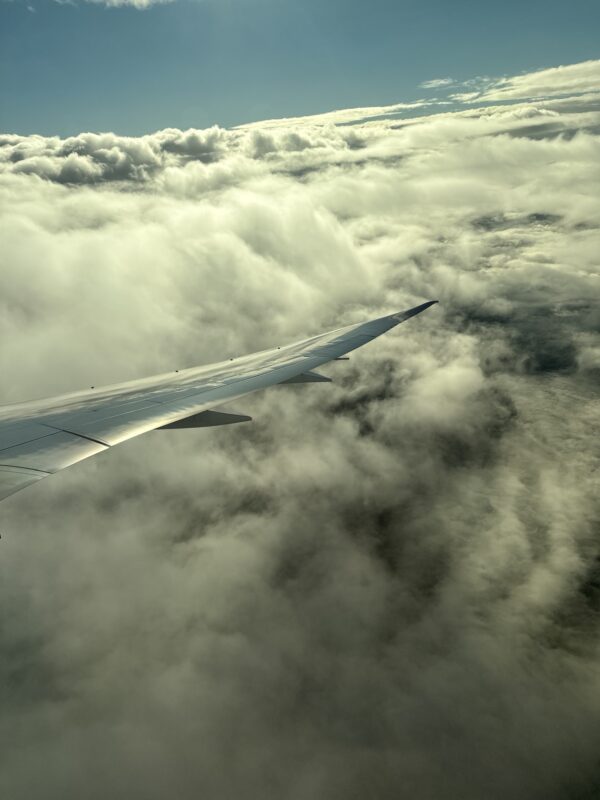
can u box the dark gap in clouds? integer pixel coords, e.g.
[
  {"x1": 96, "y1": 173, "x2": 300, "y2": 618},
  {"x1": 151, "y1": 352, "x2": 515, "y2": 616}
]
[
  {"x1": 326, "y1": 360, "x2": 398, "y2": 434},
  {"x1": 506, "y1": 122, "x2": 600, "y2": 140},
  {"x1": 450, "y1": 303, "x2": 593, "y2": 378},
  {"x1": 508, "y1": 305, "x2": 595, "y2": 375},
  {"x1": 557, "y1": 551, "x2": 600, "y2": 638},
  {"x1": 471, "y1": 212, "x2": 563, "y2": 231},
  {"x1": 577, "y1": 304, "x2": 600, "y2": 334},
  {"x1": 219, "y1": 486, "x2": 275, "y2": 522},
  {"x1": 432, "y1": 401, "x2": 514, "y2": 471},
  {"x1": 0, "y1": 629, "x2": 63, "y2": 710},
  {"x1": 269, "y1": 532, "x2": 327, "y2": 592},
  {"x1": 276, "y1": 155, "x2": 405, "y2": 182},
  {"x1": 333, "y1": 482, "x2": 451, "y2": 597},
  {"x1": 92, "y1": 475, "x2": 148, "y2": 515},
  {"x1": 512, "y1": 320, "x2": 578, "y2": 374},
  {"x1": 276, "y1": 163, "x2": 325, "y2": 179},
  {"x1": 569, "y1": 772, "x2": 600, "y2": 800}
]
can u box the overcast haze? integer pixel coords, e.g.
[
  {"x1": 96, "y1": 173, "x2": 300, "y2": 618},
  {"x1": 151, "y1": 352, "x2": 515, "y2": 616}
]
[{"x1": 1, "y1": 30, "x2": 600, "y2": 800}]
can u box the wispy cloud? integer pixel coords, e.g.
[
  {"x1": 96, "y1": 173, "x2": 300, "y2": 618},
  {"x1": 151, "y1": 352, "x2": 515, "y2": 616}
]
[
  {"x1": 52, "y1": 0, "x2": 173, "y2": 7},
  {"x1": 236, "y1": 99, "x2": 433, "y2": 129},
  {"x1": 420, "y1": 77, "x2": 455, "y2": 89},
  {"x1": 451, "y1": 60, "x2": 600, "y2": 104}
]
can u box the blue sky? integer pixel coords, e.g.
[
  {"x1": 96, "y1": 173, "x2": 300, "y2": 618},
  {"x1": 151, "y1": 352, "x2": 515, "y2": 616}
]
[{"x1": 1, "y1": 0, "x2": 599, "y2": 136}]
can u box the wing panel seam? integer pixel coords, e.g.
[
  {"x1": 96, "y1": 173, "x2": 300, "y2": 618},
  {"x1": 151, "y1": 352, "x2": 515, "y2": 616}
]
[
  {"x1": 0, "y1": 464, "x2": 50, "y2": 475},
  {"x1": 41, "y1": 425, "x2": 111, "y2": 448}
]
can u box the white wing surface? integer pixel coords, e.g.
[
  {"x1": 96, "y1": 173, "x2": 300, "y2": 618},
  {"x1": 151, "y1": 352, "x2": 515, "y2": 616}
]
[{"x1": 0, "y1": 301, "x2": 437, "y2": 502}]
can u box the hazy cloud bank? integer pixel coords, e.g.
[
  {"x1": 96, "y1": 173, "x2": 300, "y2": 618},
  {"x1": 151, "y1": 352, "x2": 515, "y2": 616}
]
[{"x1": 0, "y1": 62, "x2": 599, "y2": 800}]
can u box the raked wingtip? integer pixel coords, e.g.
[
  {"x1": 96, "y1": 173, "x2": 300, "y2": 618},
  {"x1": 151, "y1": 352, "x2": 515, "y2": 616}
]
[{"x1": 393, "y1": 300, "x2": 438, "y2": 322}]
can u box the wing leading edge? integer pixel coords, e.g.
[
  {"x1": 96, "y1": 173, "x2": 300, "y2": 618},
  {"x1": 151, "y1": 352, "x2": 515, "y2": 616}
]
[{"x1": 0, "y1": 300, "x2": 437, "y2": 501}]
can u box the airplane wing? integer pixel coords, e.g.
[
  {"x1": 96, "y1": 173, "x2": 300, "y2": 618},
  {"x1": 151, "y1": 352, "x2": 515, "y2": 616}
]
[{"x1": 0, "y1": 300, "x2": 437, "y2": 502}]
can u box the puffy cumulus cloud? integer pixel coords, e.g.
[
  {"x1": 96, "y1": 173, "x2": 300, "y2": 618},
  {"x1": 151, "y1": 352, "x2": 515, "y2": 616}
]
[
  {"x1": 0, "y1": 127, "x2": 228, "y2": 184},
  {"x1": 155, "y1": 125, "x2": 227, "y2": 161},
  {"x1": 1, "y1": 62, "x2": 600, "y2": 800}
]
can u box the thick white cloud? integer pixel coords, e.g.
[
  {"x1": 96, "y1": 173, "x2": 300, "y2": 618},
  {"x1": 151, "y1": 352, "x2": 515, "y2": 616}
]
[{"x1": 0, "y1": 62, "x2": 599, "y2": 800}]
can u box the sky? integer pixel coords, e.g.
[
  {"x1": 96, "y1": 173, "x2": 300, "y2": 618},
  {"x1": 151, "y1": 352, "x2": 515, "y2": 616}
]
[
  {"x1": 1, "y1": 3, "x2": 600, "y2": 799},
  {"x1": 1, "y1": 0, "x2": 600, "y2": 135}
]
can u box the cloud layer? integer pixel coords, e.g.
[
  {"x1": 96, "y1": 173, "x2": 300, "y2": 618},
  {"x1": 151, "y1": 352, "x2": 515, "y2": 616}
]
[{"x1": 1, "y1": 62, "x2": 599, "y2": 800}]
